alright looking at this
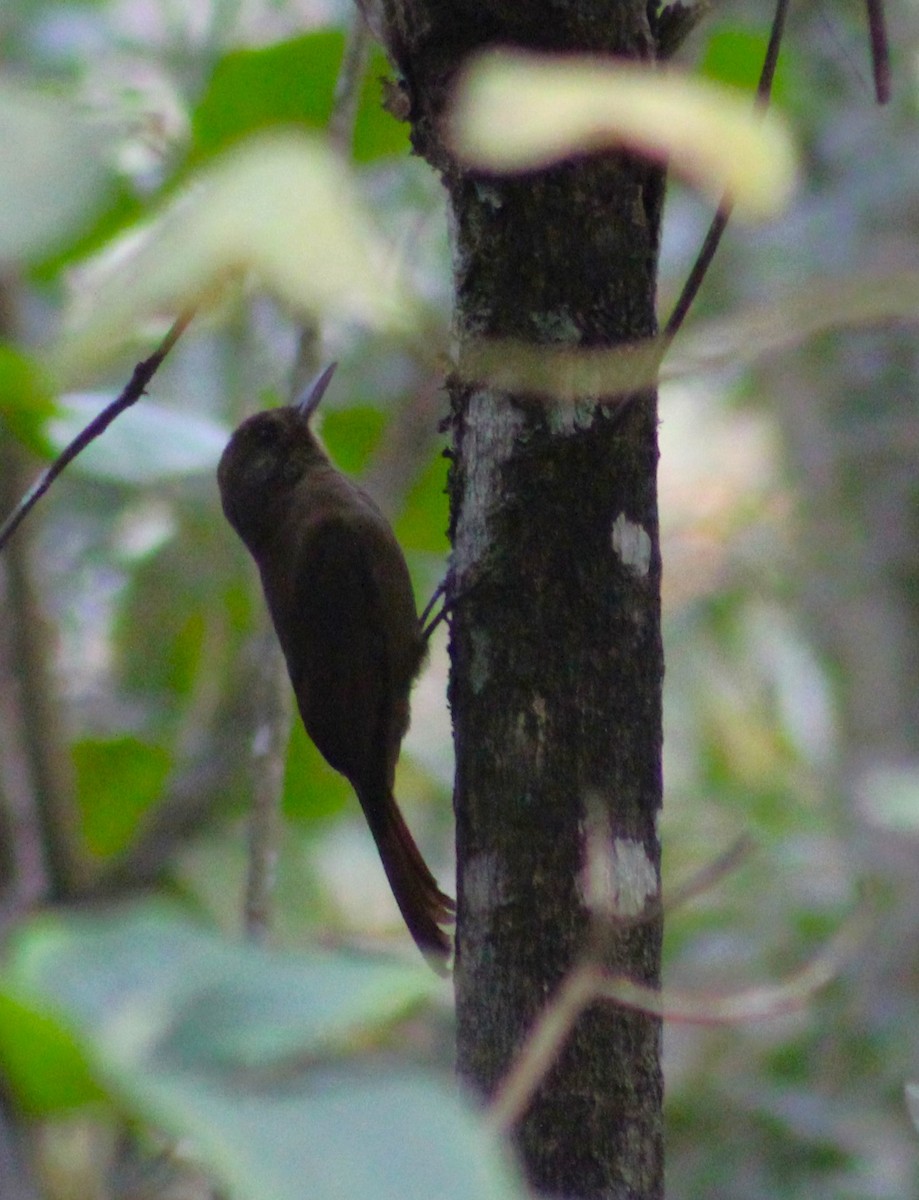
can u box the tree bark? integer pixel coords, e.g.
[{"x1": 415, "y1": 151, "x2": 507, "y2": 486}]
[{"x1": 377, "y1": 4, "x2": 666, "y2": 1196}]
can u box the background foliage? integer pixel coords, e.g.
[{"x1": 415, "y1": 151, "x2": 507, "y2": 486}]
[{"x1": 0, "y1": 1, "x2": 917, "y2": 1197}]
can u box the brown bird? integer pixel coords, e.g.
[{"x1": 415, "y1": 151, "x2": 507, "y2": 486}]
[{"x1": 217, "y1": 364, "x2": 453, "y2": 966}]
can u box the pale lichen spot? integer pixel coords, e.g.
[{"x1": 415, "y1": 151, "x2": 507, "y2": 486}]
[
  {"x1": 611, "y1": 512, "x2": 651, "y2": 576},
  {"x1": 580, "y1": 826, "x2": 658, "y2": 920}
]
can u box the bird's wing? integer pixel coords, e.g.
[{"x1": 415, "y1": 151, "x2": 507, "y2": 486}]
[{"x1": 279, "y1": 514, "x2": 396, "y2": 792}]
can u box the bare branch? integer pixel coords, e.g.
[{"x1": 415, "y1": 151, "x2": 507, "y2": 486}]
[
  {"x1": 663, "y1": 0, "x2": 791, "y2": 341},
  {"x1": 489, "y1": 901, "x2": 870, "y2": 1132},
  {"x1": 0, "y1": 310, "x2": 194, "y2": 555},
  {"x1": 244, "y1": 633, "x2": 292, "y2": 943},
  {"x1": 866, "y1": 0, "x2": 891, "y2": 104}
]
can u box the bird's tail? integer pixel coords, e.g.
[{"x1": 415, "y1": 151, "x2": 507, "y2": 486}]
[{"x1": 358, "y1": 786, "x2": 454, "y2": 970}]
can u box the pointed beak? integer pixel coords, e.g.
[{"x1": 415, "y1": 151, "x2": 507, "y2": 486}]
[{"x1": 296, "y1": 362, "x2": 338, "y2": 420}]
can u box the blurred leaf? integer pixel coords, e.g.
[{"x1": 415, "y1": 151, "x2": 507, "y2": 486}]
[
  {"x1": 72, "y1": 736, "x2": 172, "y2": 858},
  {"x1": 190, "y1": 34, "x2": 408, "y2": 165},
  {"x1": 0, "y1": 79, "x2": 116, "y2": 263},
  {"x1": 699, "y1": 27, "x2": 791, "y2": 105},
  {"x1": 667, "y1": 271, "x2": 919, "y2": 380},
  {"x1": 48, "y1": 395, "x2": 228, "y2": 483},
  {"x1": 353, "y1": 46, "x2": 412, "y2": 161},
  {"x1": 115, "y1": 547, "x2": 218, "y2": 709},
  {"x1": 127, "y1": 1068, "x2": 525, "y2": 1200},
  {"x1": 8, "y1": 905, "x2": 437, "y2": 1072},
  {"x1": 854, "y1": 764, "x2": 919, "y2": 832},
  {"x1": 51, "y1": 133, "x2": 414, "y2": 383},
  {"x1": 189, "y1": 31, "x2": 341, "y2": 162},
  {"x1": 449, "y1": 50, "x2": 797, "y2": 219},
  {"x1": 282, "y1": 717, "x2": 351, "y2": 824},
  {"x1": 0, "y1": 906, "x2": 529, "y2": 1200},
  {"x1": 0, "y1": 989, "x2": 103, "y2": 1116},
  {"x1": 396, "y1": 449, "x2": 449, "y2": 554},
  {"x1": 320, "y1": 404, "x2": 387, "y2": 474},
  {"x1": 0, "y1": 341, "x2": 57, "y2": 455},
  {"x1": 32, "y1": 181, "x2": 146, "y2": 280}
]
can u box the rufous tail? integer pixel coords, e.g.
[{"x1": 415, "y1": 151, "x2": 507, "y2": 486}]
[{"x1": 359, "y1": 787, "x2": 454, "y2": 970}]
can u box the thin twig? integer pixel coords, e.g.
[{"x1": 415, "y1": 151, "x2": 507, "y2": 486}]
[
  {"x1": 0, "y1": 281, "x2": 87, "y2": 904},
  {"x1": 489, "y1": 903, "x2": 870, "y2": 1132},
  {"x1": 662, "y1": 0, "x2": 790, "y2": 342},
  {"x1": 586, "y1": 832, "x2": 756, "y2": 934},
  {"x1": 866, "y1": 0, "x2": 891, "y2": 104},
  {"x1": 244, "y1": 632, "x2": 292, "y2": 943},
  {"x1": 660, "y1": 834, "x2": 755, "y2": 916},
  {"x1": 0, "y1": 310, "x2": 194, "y2": 554},
  {"x1": 488, "y1": 963, "x2": 600, "y2": 1133}
]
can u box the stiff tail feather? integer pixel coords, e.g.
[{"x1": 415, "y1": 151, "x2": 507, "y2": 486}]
[{"x1": 359, "y1": 786, "x2": 454, "y2": 970}]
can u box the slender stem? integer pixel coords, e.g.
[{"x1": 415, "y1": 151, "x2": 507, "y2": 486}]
[
  {"x1": 663, "y1": 0, "x2": 790, "y2": 341},
  {"x1": 866, "y1": 0, "x2": 891, "y2": 104},
  {"x1": 244, "y1": 633, "x2": 291, "y2": 943},
  {"x1": 0, "y1": 310, "x2": 194, "y2": 554},
  {"x1": 0, "y1": 278, "x2": 87, "y2": 903}
]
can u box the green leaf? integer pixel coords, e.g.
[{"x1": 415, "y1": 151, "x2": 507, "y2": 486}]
[
  {"x1": 0, "y1": 342, "x2": 57, "y2": 455},
  {"x1": 128, "y1": 1069, "x2": 525, "y2": 1200},
  {"x1": 699, "y1": 28, "x2": 791, "y2": 106},
  {"x1": 72, "y1": 736, "x2": 172, "y2": 858},
  {"x1": 9, "y1": 905, "x2": 436, "y2": 1071},
  {"x1": 48, "y1": 395, "x2": 228, "y2": 483},
  {"x1": 190, "y1": 31, "x2": 341, "y2": 162},
  {"x1": 319, "y1": 404, "x2": 387, "y2": 474},
  {"x1": 0, "y1": 988, "x2": 103, "y2": 1116},
  {"x1": 282, "y1": 718, "x2": 351, "y2": 824},
  {"x1": 449, "y1": 50, "x2": 797, "y2": 220},
  {"x1": 353, "y1": 47, "x2": 412, "y2": 162},
  {"x1": 396, "y1": 450, "x2": 449, "y2": 554},
  {"x1": 0, "y1": 79, "x2": 116, "y2": 262},
  {"x1": 190, "y1": 32, "x2": 409, "y2": 165},
  {"x1": 6, "y1": 906, "x2": 524, "y2": 1199}
]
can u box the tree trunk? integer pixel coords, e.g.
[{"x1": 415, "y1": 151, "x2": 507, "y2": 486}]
[{"x1": 377, "y1": 4, "x2": 666, "y2": 1196}]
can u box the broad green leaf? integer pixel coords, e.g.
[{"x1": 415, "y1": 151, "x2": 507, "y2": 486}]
[
  {"x1": 319, "y1": 404, "x2": 387, "y2": 474},
  {"x1": 353, "y1": 46, "x2": 413, "y2": 161},
  {"x1": 72, "y1": 736, "x2": 172, "y2": 858},
  {"x1": 190, "y1": 31, "x2": 342, "y2": 162},
  {"x1": 0, "y1": 989, "x2": 103, "y2": 1115},
  {"x1": 9, "y1": 905, "x2": 436, "y2": 1070},
  {"x1": 396, "y1": 450, "x2": 449, "y2": 554},
  {"x1": 125, "y1": 1069, "x2": 525, "y2": 1200},
  {"x1": 0, "y1": 342, "x2": 57, "y2": 455},
  {"x1": 282, "y1": 718, "x2": 351, "y2": 823},
  {"x1": 449, "y1": 50, "x2": 797, "y2": 220},
  {"x1": 700, "y1": 27, "x2": 791, "y2": 104},
  {"x1": 0, "y1": 80, "x2": 115, "y2": 262},
  {"x1": 51, "y1": 133, "x2": 414, "y2": 383},
  {"x1": 48, "y1": 395, "x2": 228, "y2": 482},
  {"x1": 1, "y1": 906, "x2": 529, "y2": 1200},
  {"x1": 190, "y1": 33, "x2": 408, "y2": 165}
]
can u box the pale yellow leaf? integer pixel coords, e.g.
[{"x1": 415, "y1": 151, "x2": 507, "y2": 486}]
[
  {"x1": 449, "y1": 50, "x2": 796, "y2": 220},
  {"x1": 51, "y1": 132, "x2": 412, "y2": 383}
]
